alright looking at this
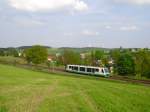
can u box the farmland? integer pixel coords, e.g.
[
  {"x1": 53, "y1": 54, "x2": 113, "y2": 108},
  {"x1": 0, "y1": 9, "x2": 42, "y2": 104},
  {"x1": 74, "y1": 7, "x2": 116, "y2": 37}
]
[{"x1": 0, "y1": 64, "x2": 150, "y2": 112}]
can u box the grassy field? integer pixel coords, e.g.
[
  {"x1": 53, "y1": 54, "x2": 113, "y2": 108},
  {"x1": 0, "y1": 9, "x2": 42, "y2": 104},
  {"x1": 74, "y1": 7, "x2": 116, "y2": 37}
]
[{"x1": 0, "y1": 64, "x2": 150, "y2": 112}]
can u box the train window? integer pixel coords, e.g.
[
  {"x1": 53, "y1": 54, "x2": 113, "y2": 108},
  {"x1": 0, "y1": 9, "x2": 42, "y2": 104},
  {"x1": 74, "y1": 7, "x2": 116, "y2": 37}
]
[
  {"x1": 73, "y1": 66, "x2": 78, "y2": 71},
  {"x1": 72, "y1": 67, "x2": 75, "y2": 70},
  {"x1": 69, "y1": 66, "x2": 72, "y2": 69},
  {"x1": 101, "y1": 69, "x2": 104, "y2": 73},
  {"x1": 87, "y1": 68, "x2": 92, "y2": 72},
  {"x1": 104, "y1": 68, "x2": 109, "y2": 73},
  {"x1": 95, "y1": 69, "x2": 99, "y2": 72},
  {"x1": 91, "y1": 68, "x2": 95, "y2": 73},
  {"x1": 80, "y1": 67, "x2": 85, "y2": 72}
]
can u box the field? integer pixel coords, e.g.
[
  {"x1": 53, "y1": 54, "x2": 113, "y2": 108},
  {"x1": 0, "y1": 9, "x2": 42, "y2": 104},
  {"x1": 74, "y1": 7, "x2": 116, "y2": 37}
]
[{"x1": 0, "y1": 64, "x2": 150, "y2": 112}]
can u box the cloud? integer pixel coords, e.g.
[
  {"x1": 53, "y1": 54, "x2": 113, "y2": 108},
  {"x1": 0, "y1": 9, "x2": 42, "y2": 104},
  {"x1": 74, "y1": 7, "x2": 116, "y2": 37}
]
[
  {"x1": 114, "y1": 0, "x2": 150, "y2": 5},
  {"x1": 74, "y1": 1, "x2": 88, "y2": 11},
  {"x1": 8, "y1": 0, "x2": 88, "y2": 12},
  {"x1": 82, "y1": 30, "x2": 100, "y2": 36},
  {"x1": 105, "y1": 25, "x2": 112, "y2": 29},
  {"x1": 120, "y1": 25, "x2": 139, "y2": 31}
]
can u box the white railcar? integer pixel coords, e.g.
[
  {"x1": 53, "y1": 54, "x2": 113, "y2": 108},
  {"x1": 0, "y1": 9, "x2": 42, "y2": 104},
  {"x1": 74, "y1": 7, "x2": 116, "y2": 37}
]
[{"x1": 66, "y1": 65, "x2": 110, "y2": 77}]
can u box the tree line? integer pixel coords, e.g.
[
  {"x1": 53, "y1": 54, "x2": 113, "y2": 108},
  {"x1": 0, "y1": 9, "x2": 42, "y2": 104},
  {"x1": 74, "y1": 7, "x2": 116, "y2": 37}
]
[
  {"x1": 0, "y1": 45, "x2": 150, "y2": 78},
  {"x1": 0, "y1": 48, "x2": 18, "y2": 57},
  {"x1": 111, "y1": 49, "x2": 150, "y2": 78}
]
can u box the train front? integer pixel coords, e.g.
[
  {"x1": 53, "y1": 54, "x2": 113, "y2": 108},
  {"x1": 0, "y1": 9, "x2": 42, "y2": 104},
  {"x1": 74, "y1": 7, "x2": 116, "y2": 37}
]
[{"x1": 104, "y1": 68, "x2": 110, "y2": 77}]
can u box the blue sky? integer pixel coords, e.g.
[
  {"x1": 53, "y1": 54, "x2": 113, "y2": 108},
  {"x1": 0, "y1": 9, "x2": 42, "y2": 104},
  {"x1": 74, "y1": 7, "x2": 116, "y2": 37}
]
[{"x1": 0, "y1": 0, "x2": 150, "y2": 48}]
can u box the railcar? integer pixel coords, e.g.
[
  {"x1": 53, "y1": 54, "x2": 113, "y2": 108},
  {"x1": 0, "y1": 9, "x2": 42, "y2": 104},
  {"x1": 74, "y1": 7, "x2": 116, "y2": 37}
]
[{"x1": 66, "y1": 65, "x2": 110, "y2": 77}]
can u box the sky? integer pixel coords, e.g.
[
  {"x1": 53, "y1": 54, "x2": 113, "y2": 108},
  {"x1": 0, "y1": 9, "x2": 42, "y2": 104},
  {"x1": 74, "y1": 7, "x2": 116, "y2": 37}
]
[{"x1": 0, "y1": 0, "x2": 150, "y2": 48}]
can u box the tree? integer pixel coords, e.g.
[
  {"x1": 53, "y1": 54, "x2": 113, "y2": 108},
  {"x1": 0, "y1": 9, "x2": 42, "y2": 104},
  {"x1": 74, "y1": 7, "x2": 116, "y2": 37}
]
[
  {"x1": 117, "y1": 53, "x2": 135, "y2": 76},
  {"x1": 90, "y1": 50, "x2": 104, "y2": 66},
  {"x1": 110, "y1": 49, "x2": 121, "y2": 63},
  {"x1": 95, "y1": 50, "x2": 104, "y2": 60},
  {"x1": 4, "y1": 48, "x2": 19, "y2": 57},
  {"x1": 83, "y1": 53, "x2": 92, "y2": 66},
  {"x1": 25, "y1": 45, "x2": 48, "y2": 64},
  {"x1": 11, "y1": 49, "x2": 19, "y2": 57},
  {"x1": 62, "y1": 50, "x2": 80, "y2": 65},
  {"x1": 91, "y1": 51, "x2": 95, "y2": 66},
  {"x1": 102, "y1": 56, "x2": 110, "y2": 67},
  {"x1": 134, "y1": 50, "x2": 150, "y2": 78},
  {"x1": 110, "y1": 49, "x2": 121, "y2": 73},
  {"x1": 0, "y1": 49, "x2": 5, "y2": 56}
]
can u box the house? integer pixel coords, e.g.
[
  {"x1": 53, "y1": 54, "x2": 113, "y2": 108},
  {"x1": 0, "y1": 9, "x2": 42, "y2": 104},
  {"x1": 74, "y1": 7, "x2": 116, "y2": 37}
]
[{"x1": 47, "y1": 55, "x2": 55, "y2": 61}]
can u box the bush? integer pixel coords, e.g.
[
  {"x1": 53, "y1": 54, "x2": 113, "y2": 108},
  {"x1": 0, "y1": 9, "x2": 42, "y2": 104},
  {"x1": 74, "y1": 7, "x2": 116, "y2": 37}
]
[{"x1": 117, "y1": 53, "x2": 135, "y2": 76}]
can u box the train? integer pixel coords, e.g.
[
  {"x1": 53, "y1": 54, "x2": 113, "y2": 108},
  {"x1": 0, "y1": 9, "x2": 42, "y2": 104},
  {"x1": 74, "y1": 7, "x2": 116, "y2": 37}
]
[{"x1": 66, "y1": 64, "x2": 110, "y2": 77}]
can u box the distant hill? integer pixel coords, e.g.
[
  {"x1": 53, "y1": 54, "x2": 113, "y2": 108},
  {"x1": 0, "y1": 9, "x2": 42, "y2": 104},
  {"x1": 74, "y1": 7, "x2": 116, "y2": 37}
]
[
  {"x1": 0, "y1": 46, "x2": 111, "y2": 55},
  {"x1": 17, "y1": 46, "x2": 51, "y2": 50},
  {"x1": 58, "y1": 47, "x2": 111, "y2": 53},
  {"x1": 46, "y1": 47, "x2": 112, "y2": 55}
]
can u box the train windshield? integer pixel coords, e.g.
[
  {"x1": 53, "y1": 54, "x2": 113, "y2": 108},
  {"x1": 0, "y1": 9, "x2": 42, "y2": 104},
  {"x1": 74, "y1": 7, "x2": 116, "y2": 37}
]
[{"x1": 104, "y1": 68, "x2": 109, "y2": 73}]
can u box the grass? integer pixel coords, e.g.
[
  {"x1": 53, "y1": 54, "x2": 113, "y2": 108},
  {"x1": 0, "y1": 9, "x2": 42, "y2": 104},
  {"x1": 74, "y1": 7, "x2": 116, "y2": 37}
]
[
  {"x1": 0, "y1": 64, "x2": 150, "y2": 112},
  {"x1": 0, "y1": 56, "x2": 26, "y2": 65}
]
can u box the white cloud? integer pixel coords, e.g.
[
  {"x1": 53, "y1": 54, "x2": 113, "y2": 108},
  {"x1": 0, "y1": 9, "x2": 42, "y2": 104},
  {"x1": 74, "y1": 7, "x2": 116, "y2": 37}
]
[
  {"x1": 82, "y1": 30, "x2": 100, "y2": 36},
  {"x1": 8, "y1": 0, "x2": 88, "y2": 12},
  {"x1": 120, "y1": 25, "x2": 139, "y2": 31},
  {"x1": 105, "y1": 25, "x2": 112, "y2": 29},
  {"x1": 74, "y1": 1, "x2": 88, "y2": 11},
  {"x1": 114, "y1": 0, "x2": 150, "y2": 5}
]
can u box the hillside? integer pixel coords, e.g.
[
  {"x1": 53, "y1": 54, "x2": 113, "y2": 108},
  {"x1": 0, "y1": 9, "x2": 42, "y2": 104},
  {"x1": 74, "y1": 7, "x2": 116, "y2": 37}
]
[
  {"x1": 0, "y1": 64, "x2": 150, "y2": 112},
  {"x1": 47, "y1": 47, "x2": 111, "y2": 55}
]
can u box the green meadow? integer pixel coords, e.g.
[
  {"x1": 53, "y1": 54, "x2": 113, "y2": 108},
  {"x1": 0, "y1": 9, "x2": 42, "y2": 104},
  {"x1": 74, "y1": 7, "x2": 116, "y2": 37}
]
[{"x1": 0, "y1": 64, "x2": 150, "y2": 112}]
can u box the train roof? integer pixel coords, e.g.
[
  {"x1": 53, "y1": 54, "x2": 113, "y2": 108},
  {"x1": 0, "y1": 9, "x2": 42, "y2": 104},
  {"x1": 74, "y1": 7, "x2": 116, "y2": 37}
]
[{"x1": 67, "y1": 64, "x2": 107, "y2": 69}]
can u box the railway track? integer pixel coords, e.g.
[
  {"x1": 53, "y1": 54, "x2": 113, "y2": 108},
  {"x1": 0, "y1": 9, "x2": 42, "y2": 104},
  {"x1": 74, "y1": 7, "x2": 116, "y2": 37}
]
[
  {"x1": 8, "y1": 63, "x2": 150, "y2": 85},
  {"x1": 52, "y1": 68, "x2": 150, "y2": 85},
  {"x1": 110, "y1": 76, "x2": 150, "y2": 85}
]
